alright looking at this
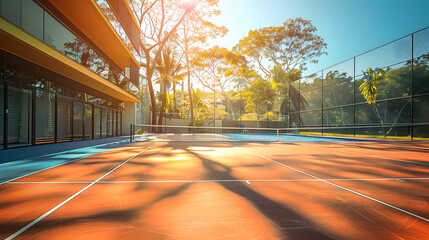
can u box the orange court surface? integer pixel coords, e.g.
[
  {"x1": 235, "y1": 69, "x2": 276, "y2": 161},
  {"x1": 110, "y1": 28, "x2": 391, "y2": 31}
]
[{"x1": 1, "y1": 141, "x2": 429, "y2": 240}]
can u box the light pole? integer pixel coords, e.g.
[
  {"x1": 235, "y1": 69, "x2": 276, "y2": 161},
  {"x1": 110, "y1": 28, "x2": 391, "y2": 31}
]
[{"x1": 213, "y1": 80, "x2": 216, "y2": 133}]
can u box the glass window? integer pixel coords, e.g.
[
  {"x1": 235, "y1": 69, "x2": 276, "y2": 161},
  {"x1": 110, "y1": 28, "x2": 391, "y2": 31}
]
[
  {"x1": 35, "y1": 90, "x2": 55, "y2": 144},
  {"x1": 0, "y1": 50, "x2": 4, "y2": 79},
  {"x1": 355, "y1": 35, "x2": 412, "y2": 74},
  {"x1": 44, "y1": 13, "x2": 79, "y2": 61},
  {"x1": 22, "y1": 0, "x2": 43, "y2": 40},
  {"x1": 73, "y1": 101, "x2": 83, "y2": 140},
  {"x1": 112, "y1": 110, "x2": 116, "y2": 137},
  {"x1": 0, "y1": 0, "x2": 21, "y2": 26},
  {"x1": 94, "y1": 106, "x2": 100, "y2": 138},
  {"x1": 102, "y1": 107, "x2": 108, "y2": 138},
  {"x1": 84, "y1": 103, "x2": 92, "y2": 139},
  {"x1": 57, "y1": 97, "x2": 72, "y2": 142},
  {"x1": 0, "y1": 82, "x2": 4, "y2": 149},
  {"x1": 8, "y1": 86, "x2": 32, "y2": 147},
  {"x1": 413, "y1": 28, "x2": 429, "y2": 95},
  {"x1": 107, "y1": 108, "x2": 113, "y2": 137}
]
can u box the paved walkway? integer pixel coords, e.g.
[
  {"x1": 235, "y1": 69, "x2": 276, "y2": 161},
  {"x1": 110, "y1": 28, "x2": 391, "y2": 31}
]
[{"x1": 0, "y1": 137, "x2": 131, "y2": 184}]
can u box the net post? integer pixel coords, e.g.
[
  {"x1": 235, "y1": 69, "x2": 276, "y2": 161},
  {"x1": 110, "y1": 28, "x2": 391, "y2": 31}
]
[
  {"x1": 276, "y1": 129, "x2": 279, "y2": 141},
  {"x1": 130, "y1": 124, "x2": 133, "y2": 142}
]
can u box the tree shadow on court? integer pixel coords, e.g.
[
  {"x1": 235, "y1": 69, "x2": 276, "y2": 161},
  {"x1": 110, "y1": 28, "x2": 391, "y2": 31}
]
[
  {"x1": 0, "y1": 181, "x2": 195, "y2": 237},
  {"x1": 186, "y1": 149, "x2": 336, "y2": 240}
]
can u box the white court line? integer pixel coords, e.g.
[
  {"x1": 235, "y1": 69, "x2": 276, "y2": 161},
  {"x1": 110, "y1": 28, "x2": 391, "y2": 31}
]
[
  {"x1": 0, "y1": 139, "x2": 132, "y2": 186},
  {"x1": 6, "y1": 177, "x2": 429, "y2": 184},
  {"x1": 310, "y1": 143, "x2": 429, "y2": 167},
  {"x1": 5, "y1": 144, "x2": 154, "y2": 240},
  {"x1": 228, "y1": 143, "x2": 429, "y2": 223}
]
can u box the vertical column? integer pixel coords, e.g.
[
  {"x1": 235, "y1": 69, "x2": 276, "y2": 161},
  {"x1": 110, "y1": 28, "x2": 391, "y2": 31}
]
[
  {"x1": 31, "y1": 88, "x2": 36, "y2": 145},
  {"x1": 353, "y1": 57, "x2": 356, "y2": 137},
  {"x1": 92, "y1": 104, "x2": 95, "y2": 139},
  {"x1": 410, "y1": 33, "x2": 414, "y2": 140},
  {"x1": 71, "y1": 100, "x2": 74, "y2": 141},
  {"x1": 54, "y1": 94, "x2": 58, "y2": 143},
  {"x1": 4, "y1": 81, "x2": 8, "y2": 149},
  {"x1": 321, "y1": 70, "x2": 324, "y2": 136},
  {"x1": 82, "y1": 102, "x2": 85, "y2": 140}
]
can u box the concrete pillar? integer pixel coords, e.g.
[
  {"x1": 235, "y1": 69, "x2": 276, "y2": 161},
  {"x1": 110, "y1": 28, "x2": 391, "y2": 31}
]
[{"x1": 122, "y1": 101, "x2": 135, "y2": 136}]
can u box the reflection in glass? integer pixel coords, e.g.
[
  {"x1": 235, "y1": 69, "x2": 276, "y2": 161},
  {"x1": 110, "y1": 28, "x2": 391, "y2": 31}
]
[
  {"x1": 102, "y1": 108, "x2": 108, "y2": 138},
  {"x1": 84, "y1": 103, "x2": 92, "y2": 139},
  {"x1": 35, "y1": 90, "x2": 55, "y2": 144},
  {"x1": 58, "y1": 97, "x2": 72, "y2": 142},
  {"x1": 8, "y1": 87, "x2": 32, "y2": 147},
  {"x1": 94, "y1": 107, "x2": 101, "y2": 138},
  {"x1": 73, "y1": 101, "x2": 83, "y2": 140},
  {"x1": 0, "y1": 83, "x2": 3, "y2": 148},
  {"x1": 0, "y1": 0, "x2": 21, "y2": 26},
  {"x1": 44, "y1": 13, "x2": 79, "y2": 61},
  {"x1": 22, "y1": 0, "x2": 43, "y2": 40}
]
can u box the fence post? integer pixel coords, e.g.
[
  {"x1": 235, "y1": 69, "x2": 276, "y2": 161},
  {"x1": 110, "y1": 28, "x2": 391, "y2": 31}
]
[
  {"x1": 130, "y1": 124, "x2": 133, "y2": 142},
  {"x1": 276, "y1": 129, "x2": 279, "y2": 142}
]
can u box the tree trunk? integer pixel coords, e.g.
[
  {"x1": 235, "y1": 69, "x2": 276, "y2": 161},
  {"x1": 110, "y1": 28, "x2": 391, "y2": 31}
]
[
  {"x1": 372, "y1": 104, "x2": 385, "y2": 138},
  {"x1": 184, "y1": 25, "x2": 194, "y2": 126},
  {"x1": 145, "y1": 65, "x2": 157, "y2": 133},
  {"x1": 158, "y1": 79, "x2": 167, "y2": 131}
]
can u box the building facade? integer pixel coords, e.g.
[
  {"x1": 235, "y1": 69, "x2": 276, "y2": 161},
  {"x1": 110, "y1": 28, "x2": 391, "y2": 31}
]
[{"x1": 0, "y1": 0, "x2": 142, "y2": 149}]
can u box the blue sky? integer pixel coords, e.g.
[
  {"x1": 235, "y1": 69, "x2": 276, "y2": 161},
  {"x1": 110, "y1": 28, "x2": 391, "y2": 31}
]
[{"x1": 210, "y1": 0, "x2": 429, "y2": 76}]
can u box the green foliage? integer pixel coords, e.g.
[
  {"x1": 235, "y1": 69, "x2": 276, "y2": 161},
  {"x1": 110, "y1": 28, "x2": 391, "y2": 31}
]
[
  {"x1": 359, "y1": 68, "x2": 386, "y2": 104},
  {"x1": 234, "y1": 17, "x2": 327, "y2": 77},
  {"x1": 239, "y1": 78, "x2": 276, "y2": 114}
]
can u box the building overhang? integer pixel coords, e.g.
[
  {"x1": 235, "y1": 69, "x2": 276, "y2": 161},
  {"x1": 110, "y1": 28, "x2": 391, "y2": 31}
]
[
  {"x1": 0, "y1": 18, "x2": 140, "y2": 103},
  {"x1": 43, "y1": 0, "x2": 140, "y2": 71}
]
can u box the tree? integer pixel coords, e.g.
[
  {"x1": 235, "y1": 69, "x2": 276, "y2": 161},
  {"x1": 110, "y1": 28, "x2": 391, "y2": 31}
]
[
  {"x1": 191, "y1": 88, "x2": 210, "y2": 124},
  {"x1": 359, "y1": 67, "x2": 386, "y2": 136},
  {"x1": 238, "y1": 78, "x2": 276, "y2": 127},
  {"x1": 192, "y1": 46, "x2": 249, "y2": 117},
  {"x1": 174, "y1": 1, "x2": 227, "y2": 125},
  {"x1": 154, "y1": 46, "x2": 187, "y2": 128},
  {"x1": 130, "y1": 0, "x2": 197, "y2": 128},
  {"x1": 234, "y1": 18, "x2": 327, "y2": 80}
]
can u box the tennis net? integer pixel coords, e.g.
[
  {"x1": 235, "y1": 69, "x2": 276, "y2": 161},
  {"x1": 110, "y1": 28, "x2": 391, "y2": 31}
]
[
  {"x1": 129, "y1": 124, "x2": 369, "y2": 142},
  {"x1": 130, "y1": 123, "x2": 428, "y2": 142}
]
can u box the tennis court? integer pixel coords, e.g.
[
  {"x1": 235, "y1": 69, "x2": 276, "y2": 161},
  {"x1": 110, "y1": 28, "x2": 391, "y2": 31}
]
[{"x1": 1, "y1": 129, "x2": 429, "y2": 239}]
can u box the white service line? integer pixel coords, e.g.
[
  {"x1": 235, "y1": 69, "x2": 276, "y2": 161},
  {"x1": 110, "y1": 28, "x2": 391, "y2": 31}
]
[
  {"x1": 6, "y1": 177, "x2": 429, "y2": 184},
  {"x1": 0, "y1": 140, "x2": 131, "y2": 185},
  {"x1": 310, "y1": 143, "x2": 429, "y2": 167},
  {"x1": 5, "y1": 144, "x2": 154, "y2": 240},
  {"x1": 228, "y1": 143, "x2": 429, "y2": 223}
]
